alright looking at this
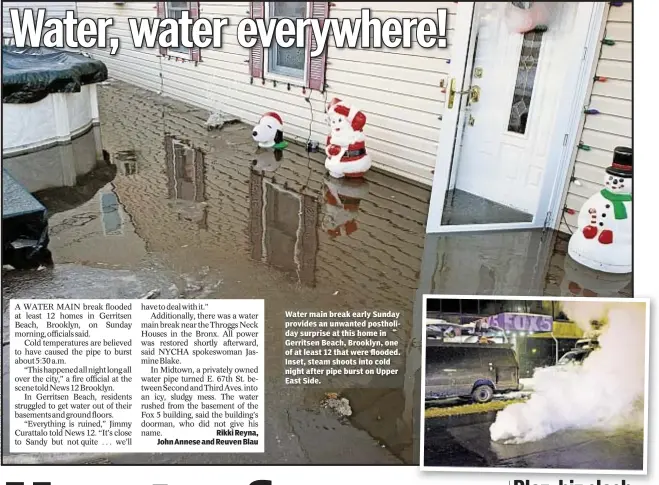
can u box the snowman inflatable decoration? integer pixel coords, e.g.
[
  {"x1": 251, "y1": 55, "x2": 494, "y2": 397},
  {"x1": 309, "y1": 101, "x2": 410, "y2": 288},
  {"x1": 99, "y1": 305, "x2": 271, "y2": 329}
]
[
  {"x1": 324, "y1": 98, "x2": 371, "y2": 179},
  {"x1": 568, "y1": 146, "x2": 632, "y2": 274}
]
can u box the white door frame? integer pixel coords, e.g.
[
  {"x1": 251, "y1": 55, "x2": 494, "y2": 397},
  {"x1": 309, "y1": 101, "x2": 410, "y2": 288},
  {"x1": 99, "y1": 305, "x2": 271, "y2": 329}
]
[{"x1": 426, "y1": 2, "x2": 607, "y2": 234}]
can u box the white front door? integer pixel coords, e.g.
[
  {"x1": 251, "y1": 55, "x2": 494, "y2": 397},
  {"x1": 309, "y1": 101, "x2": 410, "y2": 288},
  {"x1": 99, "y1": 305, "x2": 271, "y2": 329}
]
[{"x1": 427, "y1": 2, "x2": 605, "y2": 233}]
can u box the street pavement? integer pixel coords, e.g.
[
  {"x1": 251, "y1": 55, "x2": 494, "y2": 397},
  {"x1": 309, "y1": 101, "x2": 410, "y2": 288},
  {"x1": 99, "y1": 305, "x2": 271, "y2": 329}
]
[{"x1": 424, "y1": 412, "x2": 643, "y2": 470}]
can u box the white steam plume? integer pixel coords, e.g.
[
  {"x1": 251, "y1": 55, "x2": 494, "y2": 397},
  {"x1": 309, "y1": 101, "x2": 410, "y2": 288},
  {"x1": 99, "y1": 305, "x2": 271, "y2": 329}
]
[{"x1": 490, "y1": 301, "x2": 647, "y2": 444}]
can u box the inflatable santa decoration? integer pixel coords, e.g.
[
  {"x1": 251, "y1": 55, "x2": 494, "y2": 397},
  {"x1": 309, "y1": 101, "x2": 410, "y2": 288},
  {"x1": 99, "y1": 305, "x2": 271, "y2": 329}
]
[
  {"x1": 324, "y1": 98, "x2": 372, "y2": 179},
  {"x1": 505, "y1": 2, "x2": 558, "y2": 33},
  {"x1": 567, "y1": 146, "x2": 632, "y2": 274},
  {"x1": 322, "y1": 178, "x2": 369, "y2": 238}
]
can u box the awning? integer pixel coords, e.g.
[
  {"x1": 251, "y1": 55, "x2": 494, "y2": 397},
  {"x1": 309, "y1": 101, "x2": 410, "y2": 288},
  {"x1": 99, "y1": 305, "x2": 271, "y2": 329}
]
[{"x1": 530, "y1": 322, "x2": 584, "y2": 339}]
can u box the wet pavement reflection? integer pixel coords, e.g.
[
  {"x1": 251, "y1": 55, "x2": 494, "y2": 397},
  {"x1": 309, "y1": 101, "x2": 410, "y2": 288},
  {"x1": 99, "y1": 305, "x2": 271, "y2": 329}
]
[
  {"x1": 424, "y1": 413, "x2": 643, "y2": 470},
  {"x1": 2, "y1": 81, "x2": 632, "y2": 465}
]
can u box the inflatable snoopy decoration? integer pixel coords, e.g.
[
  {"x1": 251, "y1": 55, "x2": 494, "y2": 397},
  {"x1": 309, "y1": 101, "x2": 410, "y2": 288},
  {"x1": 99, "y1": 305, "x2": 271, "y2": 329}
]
[{"x1": 251, "y1": 112, "x2": 288, "y2": 172}]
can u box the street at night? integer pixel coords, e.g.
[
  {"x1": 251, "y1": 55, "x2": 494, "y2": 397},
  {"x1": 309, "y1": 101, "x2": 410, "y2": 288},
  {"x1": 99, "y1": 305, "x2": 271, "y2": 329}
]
[
  {"x1": 424, "y1": 411, "x2": 643, "y2": 470},
  {"x1": 423, "y1": 298, "x2": 647, "y2": 471}
]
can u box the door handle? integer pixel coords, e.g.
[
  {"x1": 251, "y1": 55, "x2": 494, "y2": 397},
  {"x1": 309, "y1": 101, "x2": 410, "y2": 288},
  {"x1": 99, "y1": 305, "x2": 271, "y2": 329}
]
[
  {"x1": 469, "y1": 86, "x2": 481, "y2": 104},
  {"x1": 447, "y1": 79, "x2": 479, "y2": 109},
  {"x1": 448, "y1": 78, "x2": 467, "y2": 109}
]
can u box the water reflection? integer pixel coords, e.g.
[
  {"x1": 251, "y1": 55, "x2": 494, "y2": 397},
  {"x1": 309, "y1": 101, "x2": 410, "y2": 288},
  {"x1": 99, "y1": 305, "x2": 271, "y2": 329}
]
[
  {"x1": 116, "y1": 150, "x2": 138, "y2": 176},
  {"x1": 165, "y1": 136, "x2": 205, "y2": 202},
  {"x1": 33, "y1": 162, "x2": 117, "y2": 216},
  {"x1": 165, "y1": 136, "x2": 208, "y2": 230},
  {"x1": 249, "y1": 170, "x2": 319, "y2": 287},
  {"x1": 252, "y1": 146, "x2": 284, "y2": 173},
  {"x1": 322, "y1": 178, "x2": 370, "y2": 238},
  {"x1": 561, "y1": 254, "x2": 632, "y2": 298},
  {"x1": 100, "y1": 191, "x2": 123, "y2": 236}
]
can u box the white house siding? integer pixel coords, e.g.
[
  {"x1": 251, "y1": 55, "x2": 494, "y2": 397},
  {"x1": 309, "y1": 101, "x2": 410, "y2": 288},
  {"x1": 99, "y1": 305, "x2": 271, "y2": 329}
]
[
  {"x1": 75, "y1": 1, "x2": 456, "y2": 184},
  {"x1": 2, "y1": 2, "x2": 77, "y2": 38},
  {"x1": 560, "y1": 3, "x2": 632, "y2": 234}
]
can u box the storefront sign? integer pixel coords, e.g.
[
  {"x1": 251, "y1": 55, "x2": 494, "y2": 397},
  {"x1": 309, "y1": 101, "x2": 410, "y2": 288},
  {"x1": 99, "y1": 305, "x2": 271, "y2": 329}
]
[{"x1": 486, "y1": 313, "x2": 553, "y2": 332}]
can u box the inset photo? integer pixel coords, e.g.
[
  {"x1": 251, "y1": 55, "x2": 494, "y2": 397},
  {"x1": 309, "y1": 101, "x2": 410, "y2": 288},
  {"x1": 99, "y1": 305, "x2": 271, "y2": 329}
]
[{"x1": 420, "y1": 296, "x2": 648, "y2": 474}]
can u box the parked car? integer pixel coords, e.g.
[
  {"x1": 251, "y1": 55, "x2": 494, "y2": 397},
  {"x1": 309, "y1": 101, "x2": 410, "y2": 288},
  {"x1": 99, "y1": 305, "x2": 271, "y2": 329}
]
[
  {"x1": 557, "y1": 348, "x2": 593, "y2": 366},
  {"x1": 425, "y1": 342, "x2": 522, "y2": 403},
  {"x1": 574, "y1": 338, "x2": 599, "y2": 350}
]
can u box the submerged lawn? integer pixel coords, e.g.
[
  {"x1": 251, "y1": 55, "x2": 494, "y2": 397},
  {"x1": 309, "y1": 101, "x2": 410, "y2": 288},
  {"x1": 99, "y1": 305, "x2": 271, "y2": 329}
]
[{"x1": 425, "y1": 398, "x2": 528, "y2": 419}]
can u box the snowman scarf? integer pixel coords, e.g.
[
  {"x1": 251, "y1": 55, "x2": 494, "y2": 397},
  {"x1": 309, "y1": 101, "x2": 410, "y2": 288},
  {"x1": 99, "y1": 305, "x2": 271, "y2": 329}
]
[{"x1": 600, "y1": 189, "x2": 632, "y2": 220}]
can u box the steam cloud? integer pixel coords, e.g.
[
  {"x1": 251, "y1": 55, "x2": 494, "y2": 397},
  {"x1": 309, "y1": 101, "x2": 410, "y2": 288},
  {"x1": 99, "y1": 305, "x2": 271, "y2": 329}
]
[{"x1": 490, "y1": 301, "x2": 646, "y2": 444}]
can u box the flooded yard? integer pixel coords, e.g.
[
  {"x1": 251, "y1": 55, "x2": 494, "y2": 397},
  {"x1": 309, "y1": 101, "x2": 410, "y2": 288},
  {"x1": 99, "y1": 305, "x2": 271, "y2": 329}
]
[{"x1": 2, "y1": 81, "x2": 632, "y2": 465}]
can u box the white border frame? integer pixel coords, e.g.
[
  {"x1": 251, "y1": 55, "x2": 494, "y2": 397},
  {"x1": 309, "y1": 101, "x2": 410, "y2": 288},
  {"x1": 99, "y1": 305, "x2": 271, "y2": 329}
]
[
  {"x1": 426, "y1": 2, "x2": 606, "y2": 234},
  {"x1": 419, "y1": 294, "x2": 650, "y2": 475}
]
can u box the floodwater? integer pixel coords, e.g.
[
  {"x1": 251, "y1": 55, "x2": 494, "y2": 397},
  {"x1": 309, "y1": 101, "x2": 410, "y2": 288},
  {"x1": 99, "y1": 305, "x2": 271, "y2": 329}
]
[{"x1": 1, "y1": 81, "x2": 632, "y2": 465}]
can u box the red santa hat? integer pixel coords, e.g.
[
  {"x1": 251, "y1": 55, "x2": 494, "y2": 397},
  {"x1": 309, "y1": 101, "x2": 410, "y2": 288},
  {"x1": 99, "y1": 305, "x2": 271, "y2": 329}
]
[
  {"x1": 326, "y1": 98, "x2": 366, "y2": 132},
  {"x1": 260, "y1": 111, "x2": 283, "y2": 129}
]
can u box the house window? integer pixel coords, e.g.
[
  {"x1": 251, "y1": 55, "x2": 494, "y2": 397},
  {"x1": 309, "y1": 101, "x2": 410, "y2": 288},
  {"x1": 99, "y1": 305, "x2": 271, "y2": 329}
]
[
  {"x1": 166, "y1": 1, "x2": 191, "y2": 56},
  {"x1": 157, "y1": 1, "x2": 200, "y2": 61},
  {"x1": 266, "y1": 2, "x2": 308, "y2": 80},
  {"x1": 249, "y1": 2, "x2": 329, "y2": 90}
]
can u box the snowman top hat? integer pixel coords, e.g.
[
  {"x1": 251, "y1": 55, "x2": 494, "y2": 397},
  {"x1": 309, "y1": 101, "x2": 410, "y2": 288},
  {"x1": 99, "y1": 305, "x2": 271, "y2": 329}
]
[{"x1": 606, "y1": 146, "x2": 632, "y2": 178}]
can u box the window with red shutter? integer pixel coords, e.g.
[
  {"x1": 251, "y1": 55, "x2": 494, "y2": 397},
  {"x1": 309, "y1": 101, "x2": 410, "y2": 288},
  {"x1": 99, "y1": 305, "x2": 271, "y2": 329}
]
[
  {"x1": 158, "y1": 1, "x2": 201, "y2": 62},
  {"x1": 249, "y1": 2, "x2": 329, "y2": 91}
]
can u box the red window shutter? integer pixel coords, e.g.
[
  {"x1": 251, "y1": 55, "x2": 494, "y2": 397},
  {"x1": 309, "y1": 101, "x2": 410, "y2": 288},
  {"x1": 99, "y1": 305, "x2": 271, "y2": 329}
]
[
  {"x1": 190, "y1": 1, "x2": 201, "y2": 61},
  {"x1": 156, "y1": 2, "x2": 167, "y2": 56},
  {"x1": 306, "y1": 2, "x2": 330, "y2": 91},
  {"x1": 249, "y1": 2, "x2": 265, "y2": 78}
]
